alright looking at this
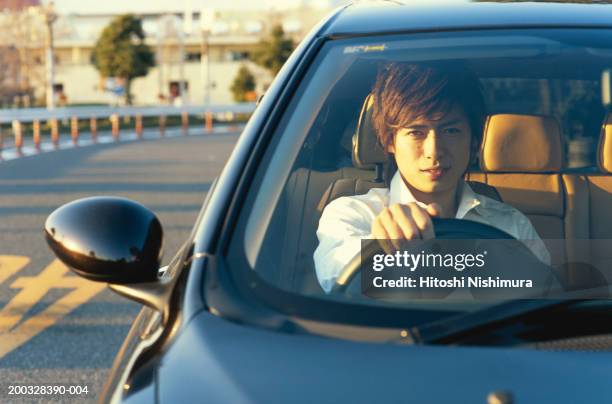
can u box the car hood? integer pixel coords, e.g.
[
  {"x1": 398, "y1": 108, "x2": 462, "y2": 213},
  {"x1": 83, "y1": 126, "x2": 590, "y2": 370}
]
[{"x1": 155, "y1": 311, "x2": 612, "y2": 403}]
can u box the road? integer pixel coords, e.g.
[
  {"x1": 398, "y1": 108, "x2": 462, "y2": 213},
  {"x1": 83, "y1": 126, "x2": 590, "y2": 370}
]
[{"x1": 0, "y1": 131, "x2": 238, "y2": 402}]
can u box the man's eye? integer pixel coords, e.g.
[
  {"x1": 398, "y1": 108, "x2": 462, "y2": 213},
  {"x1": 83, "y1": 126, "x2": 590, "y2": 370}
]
[
  {"x1": 443, "y1": 127, "x2": 461, "y2": 135},
  {"x1": 407, "y1": 130, "x2": 425, "y2": 137}
]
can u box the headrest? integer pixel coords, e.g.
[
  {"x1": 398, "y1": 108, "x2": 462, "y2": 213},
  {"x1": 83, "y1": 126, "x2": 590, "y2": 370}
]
[
  {"x1": 480, "y1": 114, "x2": 563, "y2": 172},
  {"x1": 352, "y1": 94, "x2": 386, "y2": 169},
  {"x1": 598, "y1": 112, "x2": 612, "y2": 173}
]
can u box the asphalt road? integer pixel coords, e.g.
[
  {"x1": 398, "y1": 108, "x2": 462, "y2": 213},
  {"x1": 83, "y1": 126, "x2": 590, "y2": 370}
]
[{"x1": 0, "y1": 131, "x2": 239, "y2": 402}]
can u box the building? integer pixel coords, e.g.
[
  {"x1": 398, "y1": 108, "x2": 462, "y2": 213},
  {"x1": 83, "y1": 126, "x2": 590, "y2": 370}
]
[{"x1": 1, "y1": 2, "x2": 338, "y2": 106}]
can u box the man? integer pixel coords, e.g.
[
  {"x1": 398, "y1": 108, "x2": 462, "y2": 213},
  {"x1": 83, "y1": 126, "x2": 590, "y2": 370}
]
[{"x1": 313, "y1": 62, "x2": 550, "y2": 293}]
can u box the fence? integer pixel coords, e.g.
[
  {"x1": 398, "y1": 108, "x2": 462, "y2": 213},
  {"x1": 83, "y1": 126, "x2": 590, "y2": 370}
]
[{"x1": 0, "y1": 103, "x2": 256, "y2": 157}]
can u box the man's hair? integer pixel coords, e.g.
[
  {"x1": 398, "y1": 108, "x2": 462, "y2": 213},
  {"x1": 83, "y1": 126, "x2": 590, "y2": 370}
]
[{"x1": 371, "y1": 62, "x2": 486, "y2": 156}]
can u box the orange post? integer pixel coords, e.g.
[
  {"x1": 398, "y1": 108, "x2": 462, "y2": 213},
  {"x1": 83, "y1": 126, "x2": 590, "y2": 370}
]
[
  {"x1": 135, "y1": 114, "x2": 143, "y2": 138},
  {"x1": 90, "y1": 117, "x2": 98, "y2": 143},
  {"x1": 181, "y1": 112, "x2": 189, "y2": 135},
  {"x1": 50, "y1": 118, "x2": 59, "y2": 148},
  {"x1": 205, "y1": 111, "x2": 213, "y2": 133},
  {"x1": 33, "y1": 119, "x2": 41, "y2": 151},
  {"x1": 12, "y1": 120, "x2": 23, "y2": 155},
  {"x1": 70, "y1": 115, "x2": 79, "y2": 145},
  {"x1": 110, "y1": 114, "x2": 120, "y2": 141},
  {"x1": 159, "y1": 115, "x2": 166, "y2": 137}
]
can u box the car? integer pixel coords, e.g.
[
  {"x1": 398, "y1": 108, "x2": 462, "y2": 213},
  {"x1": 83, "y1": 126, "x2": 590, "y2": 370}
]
[{"x1": 44, "y1": 1, "x2": 612, "y2": 403}]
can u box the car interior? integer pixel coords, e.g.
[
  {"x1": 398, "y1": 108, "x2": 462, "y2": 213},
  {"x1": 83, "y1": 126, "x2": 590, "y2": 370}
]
[{"x1": 255, "y1": 55, "x2": 612, "y2": 299}]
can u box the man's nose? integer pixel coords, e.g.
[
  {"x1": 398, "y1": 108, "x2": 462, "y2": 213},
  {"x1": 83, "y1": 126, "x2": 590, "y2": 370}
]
[{"x1": 423, "y1": 130, "x2": 445, "y2": 160}]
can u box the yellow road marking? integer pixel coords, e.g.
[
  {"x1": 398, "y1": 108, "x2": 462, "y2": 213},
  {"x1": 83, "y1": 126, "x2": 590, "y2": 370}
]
[
  {"x1": 0, "y1": 255, "x2": 30, "y2": 285},
  {"x1": 0, "y1": 259, "x2": 106, "y2": 358},
  {"x1": 0, "y1": 259, "x2": 87, "y2": 332}
]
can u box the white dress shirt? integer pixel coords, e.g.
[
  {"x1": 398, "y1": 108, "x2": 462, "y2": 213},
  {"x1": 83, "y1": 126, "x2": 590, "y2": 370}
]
[{"x1": 313, "y1": 172, "x2": 551, "y2": 293}]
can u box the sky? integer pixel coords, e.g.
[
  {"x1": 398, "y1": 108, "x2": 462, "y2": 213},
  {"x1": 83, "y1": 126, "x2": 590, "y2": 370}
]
[{"x1": 52, "y1": 0, "x2": 342, "y2": 14}]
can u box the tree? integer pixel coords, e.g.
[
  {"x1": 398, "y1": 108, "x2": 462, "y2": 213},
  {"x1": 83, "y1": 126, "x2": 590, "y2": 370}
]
[
  {"x1": 230, "y1": 65, "x2": 256, "y2": 102},
  {"x1": 252, "y1": 25, "x2": 294, "y2": 76},
  {"x1": 92, "y1": 14, "x2": 154, "y2": 104}
]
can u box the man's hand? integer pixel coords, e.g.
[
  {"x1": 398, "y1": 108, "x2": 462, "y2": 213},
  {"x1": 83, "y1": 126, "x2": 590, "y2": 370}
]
[{"x1": 371, "y1": 202, "x2": 441, "y2": 253}]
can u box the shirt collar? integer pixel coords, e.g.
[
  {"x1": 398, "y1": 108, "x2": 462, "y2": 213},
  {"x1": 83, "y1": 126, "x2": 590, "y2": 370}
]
[{"x1": 388, "y1": 171, "x2": 483, "y2": 219}]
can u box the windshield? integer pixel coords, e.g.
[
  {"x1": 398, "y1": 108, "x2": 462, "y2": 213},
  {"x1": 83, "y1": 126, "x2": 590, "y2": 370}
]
[{"x1": 226, "y1": 28, "x2": 612, "y2": 324}]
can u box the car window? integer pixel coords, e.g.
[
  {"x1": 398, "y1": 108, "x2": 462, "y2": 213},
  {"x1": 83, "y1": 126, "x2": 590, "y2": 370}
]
[{"x1": 226, "y1": 29, "x2": 612, "y2": 321}]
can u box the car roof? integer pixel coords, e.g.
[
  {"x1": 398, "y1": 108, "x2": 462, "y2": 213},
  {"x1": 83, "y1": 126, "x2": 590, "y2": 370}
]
[{"x1": 323, "y1": 1, "x2": 612, "y2": 38}]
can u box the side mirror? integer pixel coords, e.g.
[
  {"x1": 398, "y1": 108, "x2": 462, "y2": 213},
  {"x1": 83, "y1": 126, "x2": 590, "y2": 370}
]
[{"x1": 44, "y1": 196, "x2": 163, "y2": 284}]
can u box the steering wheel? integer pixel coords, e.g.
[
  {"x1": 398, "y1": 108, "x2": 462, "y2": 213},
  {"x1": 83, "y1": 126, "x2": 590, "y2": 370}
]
[{"x1": 331, "y1": 218, "x2": 517, "y2": 294}]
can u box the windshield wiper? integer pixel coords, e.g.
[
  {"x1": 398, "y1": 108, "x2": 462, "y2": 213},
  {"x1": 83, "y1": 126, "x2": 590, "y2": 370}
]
[{"x1": 406, "y1": 299, "x2": 574, "y2": 344}]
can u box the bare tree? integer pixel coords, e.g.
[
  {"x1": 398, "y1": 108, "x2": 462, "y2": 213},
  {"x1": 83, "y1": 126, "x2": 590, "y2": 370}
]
[{"x1": 0, "y1": 3, "x2": 46, "y2": 106}]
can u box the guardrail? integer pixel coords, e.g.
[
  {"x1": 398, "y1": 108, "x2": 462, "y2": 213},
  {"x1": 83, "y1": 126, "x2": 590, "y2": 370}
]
[{"x1": 0, "y1": 103, "x2": 256, "y2": 156}]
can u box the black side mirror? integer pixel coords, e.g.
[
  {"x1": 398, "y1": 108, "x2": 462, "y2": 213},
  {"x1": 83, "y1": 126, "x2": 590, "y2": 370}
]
[{"x1": 45, "y1": 196, "x2": 163, "y2": 284}]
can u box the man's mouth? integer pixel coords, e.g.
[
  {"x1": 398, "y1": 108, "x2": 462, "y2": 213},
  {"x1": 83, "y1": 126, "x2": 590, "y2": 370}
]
[{"x1": 421, "y1": 167, "x2": 449, "y2": 180}]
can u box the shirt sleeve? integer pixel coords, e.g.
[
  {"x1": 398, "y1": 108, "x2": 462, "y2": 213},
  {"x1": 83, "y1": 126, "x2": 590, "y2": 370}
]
[{"x1": 313, "y1": 196, "x2": 378, "y2": 293}]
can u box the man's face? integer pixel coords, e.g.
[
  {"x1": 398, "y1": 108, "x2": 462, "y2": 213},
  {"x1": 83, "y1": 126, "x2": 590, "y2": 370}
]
[{"x1": 388, "y1": 104, "x2": 472, "y2": 194}]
